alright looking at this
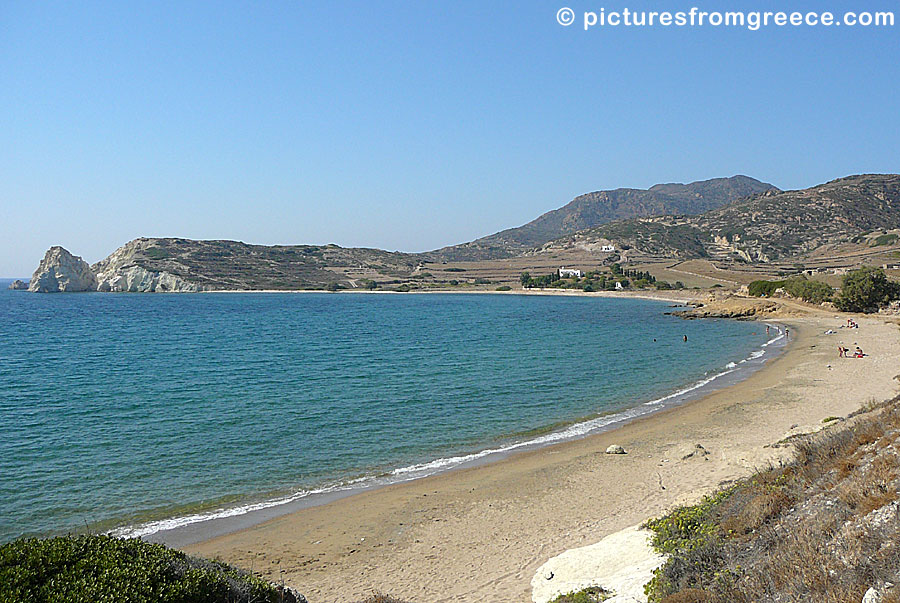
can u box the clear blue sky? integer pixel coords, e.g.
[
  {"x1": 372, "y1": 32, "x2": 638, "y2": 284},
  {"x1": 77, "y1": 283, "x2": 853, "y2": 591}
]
[{"x1": 1, "y1": 1, "x2": 898, "y2": 276}]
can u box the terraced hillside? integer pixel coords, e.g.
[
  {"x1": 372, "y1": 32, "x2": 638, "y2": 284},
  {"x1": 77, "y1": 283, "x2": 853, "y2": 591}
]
[{"x1": 91, "y1": 238, "x2": 424, "y2": 290}]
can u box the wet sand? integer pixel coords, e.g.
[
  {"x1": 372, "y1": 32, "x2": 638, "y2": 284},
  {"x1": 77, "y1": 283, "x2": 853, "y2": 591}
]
[{"x1": 184, "y1": 313, "x2": 900, "y2": 603}]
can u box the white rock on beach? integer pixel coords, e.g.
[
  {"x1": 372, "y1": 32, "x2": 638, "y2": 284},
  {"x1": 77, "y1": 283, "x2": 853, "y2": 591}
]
[
  {"x1": 531, "y1": 524, "x2": 666, "y2": 603},
  {"x1": 606, "y1": 445, "x2": 627, "y2": 455},
  {"x1": 28, "y1": 246, "x2": 98, "y2": 292}
]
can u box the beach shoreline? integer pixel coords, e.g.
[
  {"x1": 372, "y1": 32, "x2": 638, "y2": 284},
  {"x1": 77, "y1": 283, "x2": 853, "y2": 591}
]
[
  {"x1": 182, "y1": 309, "x2": 900, "y2": 603},
  {"x1": 145, "y1": 317, "x2": 783, "y2": 548},
  {"x1": 198, "y1": 286, "x2": 706, "y2": 305}
]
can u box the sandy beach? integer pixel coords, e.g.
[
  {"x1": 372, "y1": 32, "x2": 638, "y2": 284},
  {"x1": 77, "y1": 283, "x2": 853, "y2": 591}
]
[{"x1": 184, "y1": 307, "x2": 900, "y2": 603}]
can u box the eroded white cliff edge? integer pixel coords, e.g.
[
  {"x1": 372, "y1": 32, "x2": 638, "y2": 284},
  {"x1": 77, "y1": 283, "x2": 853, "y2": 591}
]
[{"x1": 28, "y1": 244, "x2": 205, "y2": 293}]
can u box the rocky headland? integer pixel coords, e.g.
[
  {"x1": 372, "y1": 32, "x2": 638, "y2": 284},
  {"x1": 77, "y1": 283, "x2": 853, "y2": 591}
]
[
  {"x1": 27, "y1": 241, "x2": 207, "y2": 293},
  {"x1": 28, "y1": 247, "x2": 98, "y2": 292}
]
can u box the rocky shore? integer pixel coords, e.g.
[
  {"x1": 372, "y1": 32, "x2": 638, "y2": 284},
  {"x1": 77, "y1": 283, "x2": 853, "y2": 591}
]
[{"x1": 27, "y1": 244, "x2": 205, "y2": 293}]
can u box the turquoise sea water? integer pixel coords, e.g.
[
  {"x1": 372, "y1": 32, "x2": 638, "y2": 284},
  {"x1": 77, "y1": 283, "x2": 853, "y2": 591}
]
[{"x1": 0, "y1": 283, "x2": 778, "y2": 543}]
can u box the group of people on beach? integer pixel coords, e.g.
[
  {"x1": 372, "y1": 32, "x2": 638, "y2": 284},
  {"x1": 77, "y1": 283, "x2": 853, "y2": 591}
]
[
  {"x1": 835, "y1": 318, "x2": 865, "y2": 358},
  {"x1": 838, "y1": 345, "x2": 865, "y2": 358}
]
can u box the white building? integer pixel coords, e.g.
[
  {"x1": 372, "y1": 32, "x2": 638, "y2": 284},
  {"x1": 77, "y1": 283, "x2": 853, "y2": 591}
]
[
  {"x1": 559, "y1": 267, "x2": 584, "y2": 278},
  {"x1": 600, "y1": 244, "x2": 615, "y2": 252}
]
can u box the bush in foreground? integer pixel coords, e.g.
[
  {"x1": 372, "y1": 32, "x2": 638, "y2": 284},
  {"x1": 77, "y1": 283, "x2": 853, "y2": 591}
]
[{"x1": 0, "y1": 534, "x2": 294, "y2": 603}]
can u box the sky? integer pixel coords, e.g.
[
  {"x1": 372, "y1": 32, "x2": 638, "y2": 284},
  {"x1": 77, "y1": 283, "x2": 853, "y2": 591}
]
[{"x1": 1, "y1": 1, "x2": 898, "y2": 276}]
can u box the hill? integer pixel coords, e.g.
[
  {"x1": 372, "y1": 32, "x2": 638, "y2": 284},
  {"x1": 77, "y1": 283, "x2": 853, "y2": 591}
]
[
  {"x1": 433, "y1": 175, "x2": 777, "y2": 261},
  {"x1": 87, "y1": 238, "x2": 425, "y2": 291},
  {"x1": 26, "y1": 174, "x2": 900, "y2": 293},
  {"x1": 540, "y1": 174, "x2": 900, "y2": 262}
]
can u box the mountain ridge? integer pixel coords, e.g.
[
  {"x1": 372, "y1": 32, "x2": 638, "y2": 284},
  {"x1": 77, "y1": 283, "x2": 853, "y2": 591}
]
[
  {"x1": 26, "y1": 173, "x2": 900, "y2": 292},
  {"x1": 541, "y1": 173, "x2": 900, "y2": 262},
  {"x1": 432, "y1": 175, "x2": 778, "y2": 261}
]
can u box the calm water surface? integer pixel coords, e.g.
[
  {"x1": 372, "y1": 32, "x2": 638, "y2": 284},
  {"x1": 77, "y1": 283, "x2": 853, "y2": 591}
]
[{"x1": 0, "y1": 284, "x2": 774, "y2": 542}]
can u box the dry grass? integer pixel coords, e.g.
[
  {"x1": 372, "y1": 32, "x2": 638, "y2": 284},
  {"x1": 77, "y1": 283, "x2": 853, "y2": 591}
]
[{"x1": 645, "y1": 394, "x2": 900, "y2": 603}]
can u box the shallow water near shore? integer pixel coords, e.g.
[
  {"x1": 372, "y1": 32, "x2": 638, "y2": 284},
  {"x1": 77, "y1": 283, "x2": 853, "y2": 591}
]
[{"x1": 0, "y1": 286, "x2": 780, "y2": 544}]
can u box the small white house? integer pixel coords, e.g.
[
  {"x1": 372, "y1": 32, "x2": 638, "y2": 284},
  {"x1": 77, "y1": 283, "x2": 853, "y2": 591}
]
[
  {"x1": 600, "y1": 244, "x2": 616, "y2": 252},
  {"x1": 615, "y1": 281, "x2": 624, "y2": 290},
  {"x1": 559, "y1": 267, "x2": 584, "y2": 278}
]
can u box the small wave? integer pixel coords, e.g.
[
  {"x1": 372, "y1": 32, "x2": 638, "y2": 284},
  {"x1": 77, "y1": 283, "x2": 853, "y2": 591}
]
[
  {"x1": 725, "y1": 362, "x2": 737, "y2": 369},
  {"x1": 111, "y1": 481, "x2": 360, "y2": 539}
]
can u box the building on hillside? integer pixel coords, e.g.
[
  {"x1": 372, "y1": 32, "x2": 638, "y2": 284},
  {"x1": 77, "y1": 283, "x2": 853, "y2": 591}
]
[
  {"x1": 600, "y1": 244, "x2": 615, "y2": 252},
  {"x1": 559, "y1": 267, "x2": 584, "y2": 278},
  {"x1": 615, "y1": 281, "x2": 624, "y2": 290}
]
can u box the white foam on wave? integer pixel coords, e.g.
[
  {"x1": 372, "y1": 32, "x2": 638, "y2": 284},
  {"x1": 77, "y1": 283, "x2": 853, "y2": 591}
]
[
  {"x1": 112, "y1": 478, "x2": 368, "y2": 539},
  {"x1": 114, "y1": 325, "x2": 786, "y2": 540}
]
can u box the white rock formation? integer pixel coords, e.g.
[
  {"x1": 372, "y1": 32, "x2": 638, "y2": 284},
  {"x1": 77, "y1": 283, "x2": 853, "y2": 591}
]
[
  {"x1": 95, "y1": 264, "x2": 203, "y2": 293},
  {"x1": 531, "y1": 525, "x2": 666, "y2": 603},
  {"x1": 92, "y1": 239, "x2": 205, "y2": 292},
  {"x1": 28, "y1": 247, "x2": 98, "y2": 292},
  {"x1": 28, "y1": 241, "x2": 205, "y2": 293}
]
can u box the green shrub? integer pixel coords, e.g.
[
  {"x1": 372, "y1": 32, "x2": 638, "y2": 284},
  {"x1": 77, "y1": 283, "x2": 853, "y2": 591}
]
[
  {"x1": 781, "y1": 277, "x2": 833, "y2": 304},
  {"x1": 872, "y1": 233, "x2": 899, "y2": 247},
  {"x1": 549, "y1": 586, "x2": 610, "y2": 602},
  {"x1": 747, "y1": 280, "x2": 785, "y2": 297},
  {"x1": 644, "y1": 488, "x2": 736, "y2": 556},
  {"x1": 495, "y1": 285, "x2": 512, "y2": 291},
  {"x1": 0, "y1": 535, "x2": 283, "y2": 603},
  {"x1": 144, "y1": 247, "x2": 170, "y2": 260},
  {"x1": 834, "y1": 267, "x2": 900, "y2": 313}
]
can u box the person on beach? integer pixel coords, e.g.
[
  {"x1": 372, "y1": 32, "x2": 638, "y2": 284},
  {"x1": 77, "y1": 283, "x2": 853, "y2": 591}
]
[
  {"x1": 854, "y1": 346, "x2": 865, "y2": 358},
  {"x1": 838, "y1": 346, "x2": 846, "y2": 358},
  {"x1": 766, "y1": 325, "x2": 770, "y2": 335},
  {"x1": 785, "y1": 328, "x2": 789, "y2": 340}
]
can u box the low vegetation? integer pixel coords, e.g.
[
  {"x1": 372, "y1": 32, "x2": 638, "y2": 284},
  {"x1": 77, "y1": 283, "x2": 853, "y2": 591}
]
[
  {"x1": 0, "y1": 534, "x2": 295, "y2": 603},
  {"x1": 549, "y1": 586, "x2": 611, "y2": 602},
  {"x1": 520, "y1": 265, "x2": 683, "y2": 292},
  {"x1": 872, "y1": 233, "x2": 899, "y2": 247},
  {"x1": 747, "y1": 276, "x2": 833, "y2": 303},
  {"x1": 643, "y1": 395, "x2": 900, "y2": 602},
  {"x1": 835, "y1": 267, "x2": 900, "y2": 313}
]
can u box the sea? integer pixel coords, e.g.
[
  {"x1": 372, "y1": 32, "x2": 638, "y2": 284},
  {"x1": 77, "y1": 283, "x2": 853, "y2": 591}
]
[{"x1": 0, "y1": 281, "x2": 783, "y2": 545}]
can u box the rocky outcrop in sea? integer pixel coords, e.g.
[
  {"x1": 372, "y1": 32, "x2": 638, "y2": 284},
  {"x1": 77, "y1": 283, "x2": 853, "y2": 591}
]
[
  {"x1": 7, "y1": 279, "x2": 28, "y2": 290},
  {"x1": 27, "y1": 243, "x2": 206, "y2": 293},
  {"x1": 28, "y1": 247, "x2": 98, "y2": 292}
]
